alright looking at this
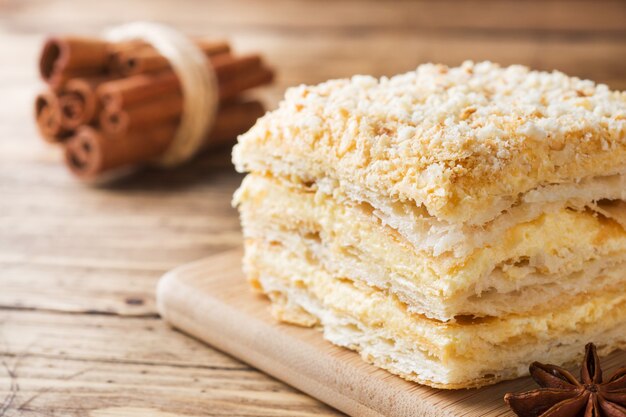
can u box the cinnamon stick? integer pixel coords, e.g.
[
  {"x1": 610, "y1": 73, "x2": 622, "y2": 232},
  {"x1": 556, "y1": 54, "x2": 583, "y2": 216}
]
[
  {"x1": 65, "y1": 100, "x2": 264, "y2": 179},
  {"x1": 64, "y1": 125, "x2": 175, "y2": 178},
  {"x1": 35, "y1": 91, "x2": 72, "y2": 142},
  {"x1": 212, "y1": 53, "x2": 264, "y2": 82},
  {"x1": 106, "y1": 40, "x2": 149, "y2": 73},
  {"x1": 97, "y1": 54, "x2": 266, "y2": 109},
  {"x1": 59, "y1": 77, "x2": 110, "y2": 129},
  {"x1": 39, "y1": 36, "x2": 110, "y2": 88},
  {"x1": 97, "y1": 72, "x2": 180, "y2": 109},
  {"x1": 118, "y1": 40, "x2": 231, "y2": 76},
  {"x1": 218, "y1": 66, "x2": 274, "y2": 101},
  {"x1": 99, "y1": 94, "x2": 183, "y2": 136}
]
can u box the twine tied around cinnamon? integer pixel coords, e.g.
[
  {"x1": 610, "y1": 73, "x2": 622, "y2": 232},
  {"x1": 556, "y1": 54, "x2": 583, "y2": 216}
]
[{"x1": 105, "y1": 22, "x2": 219, "y2": 168}]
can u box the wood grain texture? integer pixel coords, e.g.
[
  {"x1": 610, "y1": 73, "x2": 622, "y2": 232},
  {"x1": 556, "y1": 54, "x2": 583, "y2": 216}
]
[
  {"x1": 0, "y1": 0, "x2": 624, "y2": 415},
  {"x1": 0, "y1": 310, "x2": 341, "y2": 416},
  {"x1": 157, "y1": 249, "x2": 626, "y2": 417}
]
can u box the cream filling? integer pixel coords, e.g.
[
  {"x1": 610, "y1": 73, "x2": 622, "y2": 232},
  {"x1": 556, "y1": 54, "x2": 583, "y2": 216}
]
[
  {"x1": 248, "y1": 223, "x2": 626, "y2": 321},
  {"x1": 247, "y1": 239, "x2": 626, "y2": 388},
  {"x1": 235, "y1": 174, "x2": 626, "y2": 320},
  {"x1": 245, "y1": 239, "x2": 626, "y2": 356},
  {"x1": 328, "y1": 172, "x2": 626, "y2": 256}
]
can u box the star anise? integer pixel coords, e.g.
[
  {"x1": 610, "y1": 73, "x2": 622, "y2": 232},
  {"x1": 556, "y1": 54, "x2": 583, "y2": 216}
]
[{"x1": 504, "y1": 343, "x2": 626, "y2": 417}]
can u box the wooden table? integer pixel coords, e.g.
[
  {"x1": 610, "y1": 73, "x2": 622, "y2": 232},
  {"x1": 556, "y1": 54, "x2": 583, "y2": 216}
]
[{"x1": 1, "y1": 1, "x2": 624, "y2": 415}]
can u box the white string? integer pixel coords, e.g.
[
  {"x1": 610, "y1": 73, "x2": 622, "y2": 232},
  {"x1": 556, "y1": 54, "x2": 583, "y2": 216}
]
[{"x1": 105, "y1": 22, "x2": 218, "y2": 167}]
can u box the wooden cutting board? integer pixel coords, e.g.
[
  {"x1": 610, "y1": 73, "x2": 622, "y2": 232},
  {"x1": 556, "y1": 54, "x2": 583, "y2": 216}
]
[{"x1": 156, "y1": 248, "x2": 626, "y2": 417}]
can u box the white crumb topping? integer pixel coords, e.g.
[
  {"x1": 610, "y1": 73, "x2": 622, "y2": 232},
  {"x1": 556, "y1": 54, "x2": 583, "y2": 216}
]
[{"x1": 234, "y1": 61, "x2": 626, "y2": 224}]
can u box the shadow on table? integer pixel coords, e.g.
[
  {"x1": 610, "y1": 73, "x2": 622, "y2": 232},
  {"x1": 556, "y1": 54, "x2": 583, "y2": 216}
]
[{"x1": 100, "y1": 144, "x2": 242, "y2": 192}]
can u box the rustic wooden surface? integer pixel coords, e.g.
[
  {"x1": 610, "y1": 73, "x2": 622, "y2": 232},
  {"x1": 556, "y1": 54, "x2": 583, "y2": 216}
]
[
  {"x1": 157, "y1": 249, "x2": 626, "y2": 417},
  {"x1": 0, "y1": 0, "x2": 624, "y2": 415}
]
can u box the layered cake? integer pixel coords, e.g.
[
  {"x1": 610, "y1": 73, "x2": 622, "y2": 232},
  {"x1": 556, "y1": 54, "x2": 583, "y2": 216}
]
[{"x1": 232, "y1": 61, "x2": 626, "y2": 389}]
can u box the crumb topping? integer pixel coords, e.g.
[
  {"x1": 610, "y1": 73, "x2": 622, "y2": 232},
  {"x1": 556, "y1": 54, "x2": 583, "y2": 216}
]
[{"x1": 234, "y1": 61, "x2": 626, "y2": 224}]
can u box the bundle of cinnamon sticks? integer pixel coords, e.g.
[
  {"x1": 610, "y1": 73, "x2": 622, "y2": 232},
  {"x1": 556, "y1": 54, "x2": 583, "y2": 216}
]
[{"x1": 35, "y1": 35, "x2": 273, "y2": 179}]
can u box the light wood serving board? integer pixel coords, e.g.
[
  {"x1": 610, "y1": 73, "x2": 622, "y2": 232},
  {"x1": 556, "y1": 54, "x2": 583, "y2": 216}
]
[{"x1": 157, "y1": 248, "x2": 626, "y2": 417}]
